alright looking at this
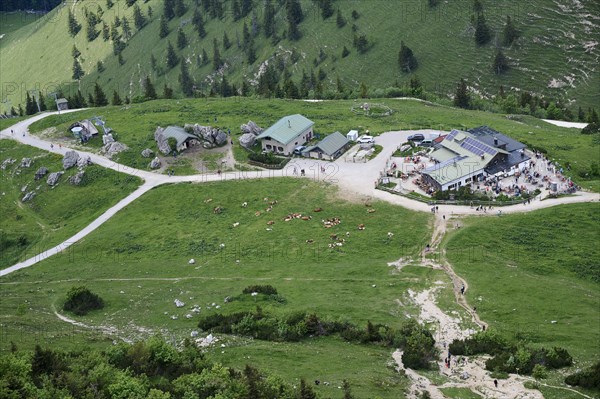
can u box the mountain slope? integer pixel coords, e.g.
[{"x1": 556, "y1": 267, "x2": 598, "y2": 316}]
[{"x1": 0, "y1": 0, "x2": 598, "y2": 111}]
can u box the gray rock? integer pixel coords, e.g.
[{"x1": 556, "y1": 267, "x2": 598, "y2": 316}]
[
  {"x1": 102, "y1": 141, "x2": 128, "y2": 158},
  {"x1": 213, "y1": 130, "x2": 227, "y2": 146},
  {"x1": 34, "y1": 167, "x2": 49, "y2": 180},
  {"x1": 46, "y1": 171, "x2": 64, "y2": 186},
  {"x1": 200, "y1": 126, "x2": 214, "y2": 143},
  {"x1": 77, "y1": 155, "x2": 92, "y2": 168},
  {"x1": 20, "y1": 158, "x2": 33, "y2": 168},
  {"x1": 63, "y1": 151, "x2": 80, "y2": 169},
  {"x1": 239, "y1": 133, "x2": 256, "y2": 148},
  {"x1": 154, "y1": 127, "x2": 171, "y2": 155},
  {"x1": 149, "y1": 157, "x2": 161, "y2": 169},
  {"x1": 240, "y1": 121, "x2": 263, "y2": 135},
  {"x1": 141, "y1": 148, "x2": 154, "y2": 158},
  {"x1": 102, "y1": 134, "x2": 115, "y2": 145},
  {"x1": 1, "y1": 158, "x2": 16, "y2": 170},
  {"x1": 22, "y1": 191, "x2": 36, "y2": 202},
  {"x1": 69, "y1": 170, "x2": 85, "y2": 185}
]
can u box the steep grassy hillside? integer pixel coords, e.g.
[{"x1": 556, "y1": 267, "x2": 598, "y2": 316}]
[{"x1": 0, "y1": 0, "x2": 598, "y2": 112}]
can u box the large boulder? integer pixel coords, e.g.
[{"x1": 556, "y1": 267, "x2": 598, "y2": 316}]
[
  {"x1": 102, "y1": 142, "x2": 128, "y2": 158},
  {"x1": 47, "y1": 171, "x2": 64, "y2": 186},
  {"x1": 69, "y1": 170, "x2": 85, "y2": 185},
  {"x1": 1, "y1": 158, "x2": 15, "y2": 170},
  {"x1": 34, "y1": 167, "x2": 49, "y2": 180},
  {"x1": 22, "y1": 191, "x2": 36, "y2": 202},
  {"x1": 77, "y1": 155, "x2": 92, "y2": 168},
  {"x1": 239, "y1": 133, "x2": 256, "y2": 149},
  {"x1": 149, "y1": 157, "x2": 161, "y2": 169},
  {"x1": 240, "y1": 121, "x2": 263, "y2": 135},
  {"x1": 102, "y1": 134, "x2": 115, "y2": 145},
  {"x1": 214, "y1": 130, "x2": 228, "y2": 146},
  {"x1": 154, "y1": 127, "x2": 171, "y2": 155},
  {"x1": 20, "y1": 158, "x2": 33, "y2": 168},
  {"x1": 141, "y1": 148, "x2": 154, "y2": 158},
  {"x1": 63, "y1": 151, "x2": 80, "y2": 169}
]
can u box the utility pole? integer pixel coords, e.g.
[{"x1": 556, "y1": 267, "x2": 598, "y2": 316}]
[{"x1": 49, "y1": 92, "x2": 60, "y2": 114}]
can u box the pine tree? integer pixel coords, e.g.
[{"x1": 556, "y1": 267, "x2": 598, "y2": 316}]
[
  {"x1": 94, "y1": 83, "x2": 108, "y2": 106},
  {"x1": 163, "y1": 0, "x2": 175, "y2": 20},
  {"x1": 86, "y1": 12, "x2": 99, "y2": 41},
  {"x1": 143, "y1": 76, "x2": 157, "y2": 99},
  {"x1": 68, "y1": 9, "x2": 81, "y2": 36},
  {"x1": 355, "y1": 34, "x2": 369, "y2": 53},
  {"x1": 72, "y1": 45, "x2": 81, "y2": 58},
  {"x1": 342, "y1": 379, "x2": 354, "y2": 399},
  {"x1": 241, "y1": 0, "x2": 253, "y2": 18},
  {"x1": 133, "y1": 4, "x2": 146, "y2": 30},
  {"x1": 398, "y1": 41, "x2": 418, "y2": 72},
  {"x1": 201, "y1": 48, "x2": 209, "y2": 64},
  {"x1": 577, "y1": 106, "x2": 585, "y2": 122},
  {"x1": 503, "y1": 15, "x2": 518, "y2": 46},
  {"x1": 223, "y1": 32, "x2": 231, "y2": 49},
  {"x1": 321, "y1": 0, "x2": 334, "y2": 19},
  {"x1": 242, "y1": 21, "x2": 251, "y2": 50},
  {"x1": 102, "y1": 22, "x2": 109, "y2": 40},
  {"x1": 336, "y1": 9, "x2": 346, "y2": 28},
  {"x1": 97, "y1": 60, "x2": 105, "y2": 72},
  {"x1": 72, "y1": 58, "x2": 84, "y2": 80},
  {"x1": 118, "y1": 52, "x2": 125, "y2": 65},
  {"x1": 112, "y1": 90, "x2": 122, "y2": 105},
  {"x1": 163, "y1": 84, "x2": 174, "y2": 99},
  {"x1": 247, "y1": 40, "x2": 257, "y2": 64},
  {"x1": 174, "y1": 0, "x2": 186, "y2": 17},
  {"x1": 336, "y1": 75, "x2": 344, "y2": 93},
  {"x1": 473, "y1": 0, "x2": 483, "y2": 13},
  {"x1": 299, "y1": 379, "x2": 317, "y2": 399},
  {"x1": 177, "y1": 27, "x2": 187, "y2": 49},
  {"x1": 125, "y1": 0, "x2": 136, "y2": 6},
  {"x1": 192, "y1": 8, "x2": 206, "y2": 38},
  {"x1": 493, "y1": 49, "x2": 509, "y2": 74},
  {"x1": 25, "y1": 92, "x2": 36, "y2": 115},
  {"x1": 286, "y1": 0, "x2": 303, "y2": 40},
  {"x1": 159, "y1": 17, "x2": 169, "y2": 38},
  {"x1": 232, "y1": 0, "x2": 241, "y2": 20},
  {"x1": 409, "y1": 75, "x2": 423, "y2": 96},
  {"x1": 341, "y1": 45, "x2": 350, "y2": 58},
  {"x1": 179, "y1": 61, "x2": 194, "y2": 97},
  {"x1": 38, "y1": 94, "x2": 47, "y2": 111},
  {"x1": 18, "y1": 104, "x2": 24, "y2": 116},
  {"x1": 474, "y1": 13, "x2": 491, "y2": 46},
  {"x1": 359, "y1": 82, "x2": 368, "y2": 98},
  {"x1": 122, "y1": 17, "x2": 132, "y2": 40},
  {"x1": 106, "y1": 0, "x2": 114, "y2": 9},
  {"x1": 454, "y1": 78, "x2": 471, "y2": 109},
  {"x1": 220, "y1": 75, "x2": 232, "y2": 97},
  {"x1": 212, "y1": 38, "x2": 222, "y2": 70},
  {"x1": 166, "y1": 41, "x2": 179, "y2": 68},
  {"x1": 263, "y1": 0, "x2": 275, "y2": 38}
]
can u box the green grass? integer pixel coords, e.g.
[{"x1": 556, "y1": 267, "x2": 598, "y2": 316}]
[
  {"x1": 0, "y1": 139, "x2": 142, "y2": 269},
  {"x1": 0, "y1": 11, "x2": 42, "y2": 36},
  {"x1": 26, "y1": 98, "x2": 600, "y2": 191},
  {"x1": 0, "y1": 178, "x2": 433, "y2": 398},
  {"x1": 0, "y1": 116, "x2": 26, "y2": 131},
  {"x1": 1, "y1": 0, "x2": 598, "y2": 115},
  {"x1": 440, "y1": 387, "x2": 483, "y2": 399},
  {"x1": 445, "y1": 204, "x2": 600, "y2": 365}
]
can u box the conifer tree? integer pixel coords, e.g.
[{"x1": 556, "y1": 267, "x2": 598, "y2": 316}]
[
  {"x1": 336, "y1": 9, "x2": 346, "y2": 28},
  {"x1": 475, "y1": 12, "x2": 491, "y2": 45},
  {"x1": 493, "y1": 49, "x2": 509, "y2": 74},
  {"x1": 166, "y1": 41, "x2": 179, "y2": 68},
  {"x1": 38, "y1": 93, "x2": 47, "y2": 111},
  {"x1": 177, "y1": 27, "x2": 187, "y2": 49},
  {"x1": 192, "y1": 8, "x2": 206, "y2": 38},
  {"x1": 174, "y1": 0, "x2": 186, "y2": 17},
  {"x1": 143, "y1": 76, "x2": 157, "y2": 99},
  {"x1": 398, "y1": 41, "x2": 418, "y2": 72},
  {"x1": 112, "y1": 90, "x2": 122, "y2": 105},
  {"x1": 212, "y1": 38, "x2": 222, "y2": 70},
  {"x1": 159, "y1": 17, "x2": 169, "y2": 38},
  {"x1": 179, "y1": 61, "x2": 194, "y2": 97},
  {"x1": 454, "y1": 78, "x2": 471, "y2": 109},
  {"x1": 503, "y1": 15, "x2": 518, "y2": 46},
  {"x1": 68, "y1": 9, "x2": 81, "y2": 36},
  {"x1": 122, "y1": 17, "x2": 132, "y2": 40},
  {"x1": 72, "y1": 45, "x2": 81, "y2": 58},
  {"x1": 163, "y1": 0, "x2": 175, "y2": 20},
  {"x1": 321, "y1": 0, "x2": 334, "y2": 19},
  {"x1": 232, "y1": 0, "x2": 241, "y2": 21},
  {"x1": 94, "y1": 83, "x2": 108, "y2": 106},
  {"x1": 25, "y1": 92, "x2": 36, "y2": 115},
  {"x1": 72, "y1": 58, "x2": 84, "y2": 80},
  {"x1": 133, "y1": 5, "x2": 146, "y2": 30},
  {"x1": 223, "y1": 32, "x2": 231, "y2": 50},
  {"x1": 263, "y1": 0, "x2": 275, "y2": 38},
  {"x1": 102, "y1": 22, "x2": 109, "y2": 40},
  {"x1": 163, "y1": 84, "x2": 174, "y2": 99}
]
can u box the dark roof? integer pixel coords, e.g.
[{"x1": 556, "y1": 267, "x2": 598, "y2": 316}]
[
  {"x1": 305, "y1": 131, "x2": 349, "y2": 156},
  {"x1": 485, "y1": 151, "x2": 531, "y2": 175},
  {"x1": 468, "y1": 126, "x2": 526, "y2": 152},
  {"x1": 56, "y1": 98, "x2": 68, "y2": 104}
]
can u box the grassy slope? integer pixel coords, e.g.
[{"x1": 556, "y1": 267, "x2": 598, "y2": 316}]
[
  {"x1": 445, "y1": 204, "x2": 600, "y2": 365},
  {"x1": 1, "y1": 0, "x2": 598, "y2": 112},
  {"x1": 0, "y1": 178, "x2": 434, "y2": 398},
  {"x1": 28, "y1": 97, "x2": 600, "y2": 191},
  {"x1": 0, "y1": 139, "x2": 142, "y2": 269}
]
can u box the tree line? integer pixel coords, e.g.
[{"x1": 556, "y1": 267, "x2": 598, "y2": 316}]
[{"x1": 0, "y1": 0, "x2": 60, "y2": 12}]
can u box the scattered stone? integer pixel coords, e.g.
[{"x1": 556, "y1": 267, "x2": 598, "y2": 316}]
[
  {"x1": 224, "y1": 296, "x2": 232, "y2": 303},
  {"x1": 189, "y1": 259, "x2": 195, "y2": 264},
  {"x1": 62, "y1": 151, "x2": 80, "y2": 169},
  {"x1": 20, "y1": 158, "x2": 33, "y2": 168},
  {"x1": 21, "y1": 184, "x2": 28, "y2": 193},
  {"x1": 101, "y1": 141, "x2": 128, "y2": 158},
  {"x1": 149, "y1": 157, "x2": 161, "y2": 169},
  {"x1": 141, "y1": 148, "x2": 154, "y2": 158},
  {"x1": 46, "y1": 171, "x2": 64, "y2": 186},
  {"x1": 69, "y1": 170, "x2": 85, "y2": 185},
  {"x1": 239, "y1": 133, "x2": 256, "y2": 148},
  {"x1": 174, "y1": 299, "x2": 185, "y2": 308},
  {"x1": 34, "y1": 167, "x2": 49, "y2": 180},
  {"x1": 240, "y1": 120, "x2": 263, "y2": 135},
  {"x1": 191, "y1": 330, "x2": 199, "y2": 337},
  {"x1": 1, "y1": 158, "x2": 16, "y2": 170},
  {"x1": 76, "y1": 155, "x2": 92, "y2": 168},
  {"x1": 22, "y1": 191, "x2": 36, "y2": 202},
  {"x1": 102, "y1": 134, "x2": 115, "y2": 145}
]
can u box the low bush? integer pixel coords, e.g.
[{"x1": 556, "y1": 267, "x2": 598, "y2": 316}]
[
  {"x1": 63, "y1": 286, "x2": 104, "y2": 316},
  {"x1": 242, "y1": 285, "x2": 278, "y2": 295},
  {"x1": 565, "y1": 361, "x2": 600, "y2": 389}
]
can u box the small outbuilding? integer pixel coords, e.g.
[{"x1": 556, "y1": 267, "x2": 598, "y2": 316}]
[
  {"x1": 304, "y1": 131, "x2": 350, "y2": 161},
  {"x1": 56, "y1": 98, "x2": 69, "y2": 111},
  {"x1": 162, "y1": 126, "x2": 200, "y2": 152},
  {"x1": 255, "y1": 114, "x2": 314, "y2": 156},
  {"x1": 347, "y1": 130, "x2": 359, "y2": 142}
]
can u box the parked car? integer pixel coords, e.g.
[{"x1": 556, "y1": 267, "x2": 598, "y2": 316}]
[
  {"x1": 293, "y1": 145, "x2": 306, "y2": 155},
  {"x1": 407, "y1": 133, "x2": 425, "y2": 142},
  {"x1": 420, "y1": 139, "x2": 434, "y2": 147},
  {"x1": 357, "y1": 135, "x2": 375, "y2": 144}
]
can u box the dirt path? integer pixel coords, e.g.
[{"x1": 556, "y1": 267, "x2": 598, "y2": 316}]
[{"x1": 53, "y1": 307, "x2": 133, "y2": 344}]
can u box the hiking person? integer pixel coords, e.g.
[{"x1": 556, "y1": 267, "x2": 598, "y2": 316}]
[{"x1": 494, "y1": 379, "x2": 498, "y2": 388}]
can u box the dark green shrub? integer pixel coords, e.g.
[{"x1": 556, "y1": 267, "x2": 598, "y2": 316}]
[
  {"x1": 242, "y1": 285, "x2": 278, "y2": 295},
  {"x1": 565, "y1": 361, "x2": 600, "y2": 389},
  {"x1": 63, "y1": 286, "x2": 104, "y2": 315}
]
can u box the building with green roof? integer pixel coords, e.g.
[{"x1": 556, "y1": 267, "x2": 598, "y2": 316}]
[
  {"x1": 162, "y1": 126, "x2": 199, "y2": 152},
  {"x1": 304, "y1": 131, "x2": 351, "y2": 160},
  {"x1": 255, "y1": 114, "x2": 314, "y2": 155}
]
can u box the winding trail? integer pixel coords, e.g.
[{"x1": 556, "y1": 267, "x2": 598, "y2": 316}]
[{"x1": 1, "y1": 110, "x2": 597, "y2": 277}]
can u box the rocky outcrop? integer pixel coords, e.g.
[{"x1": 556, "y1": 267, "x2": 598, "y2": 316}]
[
  {"x1": 34, "y1": 167, "x2": 49, "y2": 180},
  {"x1": 22, "y1": 191, "x2": 36, "y2": 202},
  {"x1": 102, "y1": 134, "x2": 115, "y2": 145},
  {"x1": 187, "y1": 124, "x2": 228, "y2": 146},
  {"x1": 20, "y1": 158, "x2": 33, "y2": 168},
  {"x1": 69, "y1": 170, "x2": 85, "y2": 185},
  {"x1": 102, "y1": 142, "x2": 128, "y2": 158},
  {"x1": 149, "y1": 157, "x2": 161, "y2": 169},
  {"x1": 63, "y1": 151, "x2": 80, "y2": 169},
  {"x1": 46, "y1": 171, "x2": 64, "y2": 186},
  {"x1": 1, "y1": 158, "x2": 16, "y2": 170},
  {"x1": 141, "y1": 148, "x2": 154, "y2": 158},
  {"x1": 239, "y1": 133, "x2": 256, "y2": 149},
  {"x1": 240, "y1": 121, "x2": 263, "y2": 135},
  {"x1": 77, "y1": 155, "x2": 92, "y2": 168},
  {"x1": 154, "y1": 127, "x2": 171, "y2": 155}
]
